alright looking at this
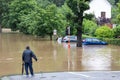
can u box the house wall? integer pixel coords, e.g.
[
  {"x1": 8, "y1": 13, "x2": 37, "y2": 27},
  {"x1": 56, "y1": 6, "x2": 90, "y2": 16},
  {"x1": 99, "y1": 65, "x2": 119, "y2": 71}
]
[{"x1": 85, "y1": 0, "x2": 111, "y2": 18}]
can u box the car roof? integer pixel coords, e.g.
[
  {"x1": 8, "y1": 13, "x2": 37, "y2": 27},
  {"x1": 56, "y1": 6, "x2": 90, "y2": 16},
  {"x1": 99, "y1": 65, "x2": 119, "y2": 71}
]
[
  {"x1": 85, "y1": 38, "x2": 97, "y2": 39},
  {"x1": 65, "y1": 35, "x2": 76, "y2": 37}
]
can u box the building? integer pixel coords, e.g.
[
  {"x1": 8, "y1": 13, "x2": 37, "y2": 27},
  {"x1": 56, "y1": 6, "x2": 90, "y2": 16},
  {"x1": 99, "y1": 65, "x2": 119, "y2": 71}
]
[
  {"x1": 85, "y1": 0, "x2": 112, "y2": 28},
  {"x1": 85, "y1": 0, "x2": 112, "y2": 18}
]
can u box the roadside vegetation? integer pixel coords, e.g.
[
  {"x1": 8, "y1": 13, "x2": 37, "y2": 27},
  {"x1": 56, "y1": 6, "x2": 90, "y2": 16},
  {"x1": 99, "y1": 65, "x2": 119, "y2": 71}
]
[{"x1": 0, "y1": 0, "x2": 120, "y2": 46}]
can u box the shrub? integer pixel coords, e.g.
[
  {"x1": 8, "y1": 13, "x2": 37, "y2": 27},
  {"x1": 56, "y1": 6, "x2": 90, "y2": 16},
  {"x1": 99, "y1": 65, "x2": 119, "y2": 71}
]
[
  {"x1": 103, "y1": 38, "x2": 120, "y2": 46},
  {"x1": 95, "y1": 26, "x2": 114, "y2": 38},
  {"x1": 113, "y1": 25, "x2": 120, "y2": 38}
]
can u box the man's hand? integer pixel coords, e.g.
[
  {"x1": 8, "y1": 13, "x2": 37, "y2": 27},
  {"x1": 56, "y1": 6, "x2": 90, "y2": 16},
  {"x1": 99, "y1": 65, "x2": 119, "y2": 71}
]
[
  {"x1": 22, "y1": 61, "x2": 24, "y2": 65},
  {"x1": 35, "y1": 58, "x2": 38, "y2": 61}
]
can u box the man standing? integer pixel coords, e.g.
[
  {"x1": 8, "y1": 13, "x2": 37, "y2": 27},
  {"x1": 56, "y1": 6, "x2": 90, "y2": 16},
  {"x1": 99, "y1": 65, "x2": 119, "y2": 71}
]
[{"x1": 22, "y1": 46, "x2": 37, "y2": 77}]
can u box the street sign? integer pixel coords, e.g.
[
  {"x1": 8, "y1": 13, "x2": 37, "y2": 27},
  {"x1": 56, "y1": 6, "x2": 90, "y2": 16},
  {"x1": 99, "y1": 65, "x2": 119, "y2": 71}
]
[{"x1": 53, "y1": 29, "x2": 57, "y2": 35}]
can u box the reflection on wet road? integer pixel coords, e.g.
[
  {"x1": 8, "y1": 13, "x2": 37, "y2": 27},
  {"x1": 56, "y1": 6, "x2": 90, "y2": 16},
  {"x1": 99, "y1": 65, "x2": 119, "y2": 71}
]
[{"x1": 0, "y1": 33, "x2": 120, "y2": 76}]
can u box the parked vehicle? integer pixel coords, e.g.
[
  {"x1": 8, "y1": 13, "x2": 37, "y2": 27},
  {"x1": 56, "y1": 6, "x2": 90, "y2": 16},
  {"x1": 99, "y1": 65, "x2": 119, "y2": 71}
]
[
  {"x1": 62, "y1": 36, "x2": 77, "y2": 42},
  {"x1": 57, "y1": 37, "x2": 62, "y2": 43},
  {"x1": 82, "y1": 38, "x2": 108, "y2": 45}
]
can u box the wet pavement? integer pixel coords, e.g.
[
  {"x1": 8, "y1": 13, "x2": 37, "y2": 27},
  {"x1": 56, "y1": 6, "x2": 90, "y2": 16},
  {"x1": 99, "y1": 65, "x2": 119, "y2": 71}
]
[{"x1": 1, "y1": 71, "x2": 120, "y2": 80}]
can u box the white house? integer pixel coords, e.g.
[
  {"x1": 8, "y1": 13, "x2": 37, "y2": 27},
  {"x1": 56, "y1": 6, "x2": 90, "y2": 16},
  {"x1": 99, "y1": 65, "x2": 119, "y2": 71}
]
[{"x1": 85, "y1": 0, "x2": 112, "y2": 18}]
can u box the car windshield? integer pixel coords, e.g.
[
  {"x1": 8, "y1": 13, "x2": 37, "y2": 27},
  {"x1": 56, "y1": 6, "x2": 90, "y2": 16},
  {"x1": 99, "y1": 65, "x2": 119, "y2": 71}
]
[
  {"x1": 92, "y1": 38, "x2": 100, "y2": 42},
  {"x1": 70, "y1": 36, "x2": 75, "y2": 39},
  {"x1": 86, "y1": 38, "x2": 100, "y2": 42},
  {"x1": 86, "y1": 38, "x2": 92, "y2": 42}
]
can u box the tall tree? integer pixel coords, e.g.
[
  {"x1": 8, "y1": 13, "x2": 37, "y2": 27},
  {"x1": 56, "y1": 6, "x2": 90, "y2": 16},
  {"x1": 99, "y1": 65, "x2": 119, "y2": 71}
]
[
  {"x1": 116, "y1": 3, "x2": 120, "y2": 24},
  {"x1": 5, "y1": 0, "x2": 38, "y2": 31},
  {"x1": 66, "y1": 0, "x2": 90, "y2": 47},
  {"x1": 115, "y1": 0, "x2": 119, "y2": 5},
  {"x1": 108, "y1": 0, "x2": 115, "y2": 5},
  {"x1": 0, "y1": 25, "x2": 1, "y2": 33},
  {"x1": 49, "y1": 0, "x2": 65, "y2": 7},
  {"x1": 32, "y1": 4, "x2": 67, "y2": 40},
  {"x1": 0, "y1": 0, "x2": 12, "y2": 32}
]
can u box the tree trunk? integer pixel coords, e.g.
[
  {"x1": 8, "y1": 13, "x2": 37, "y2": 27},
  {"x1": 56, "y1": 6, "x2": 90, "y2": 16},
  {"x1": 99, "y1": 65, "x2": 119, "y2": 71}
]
[
  {"x1": 0, "y1": 25, "x2": 2, "y2": 33},
  {"x1": 76, "y1": 26, "x2": 82, "y2": 47},
  {"x1": 76, "y1": 12, "x2": 83, "y2": 47},
  {"x1": 50, "y1": 34, "x2": 52, "y2": 41}
]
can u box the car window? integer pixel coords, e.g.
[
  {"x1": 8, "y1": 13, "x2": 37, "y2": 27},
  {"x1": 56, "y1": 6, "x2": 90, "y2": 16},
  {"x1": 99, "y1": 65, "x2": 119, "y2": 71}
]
[
  {"x1": 92, "y1": 38, "x2": 100, "y2": 42},
  {"x1": 70, "y1": 36, "x2": 75, "y2": 39},
  {"x1": 86, "y1": 38, "x2": 92, "y2": 42}
]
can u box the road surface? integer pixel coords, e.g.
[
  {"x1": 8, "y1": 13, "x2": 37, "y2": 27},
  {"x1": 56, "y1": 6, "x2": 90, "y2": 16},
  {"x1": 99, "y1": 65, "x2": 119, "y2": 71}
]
[{"x1": 1, "y1": 71, "x2": 120, "y2": 80}]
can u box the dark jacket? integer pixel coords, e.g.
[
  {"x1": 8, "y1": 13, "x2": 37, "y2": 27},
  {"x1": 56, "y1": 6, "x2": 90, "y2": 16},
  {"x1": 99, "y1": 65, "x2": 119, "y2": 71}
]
[{"x1": 22, "y1": 49, "x2": 37, "y2": 63}]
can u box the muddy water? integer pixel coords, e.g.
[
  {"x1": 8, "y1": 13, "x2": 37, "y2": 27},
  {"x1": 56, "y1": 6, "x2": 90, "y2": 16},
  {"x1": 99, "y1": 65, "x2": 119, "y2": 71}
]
[{"x1": 0, "y1": 33, "x2": 120, "y2": 77}]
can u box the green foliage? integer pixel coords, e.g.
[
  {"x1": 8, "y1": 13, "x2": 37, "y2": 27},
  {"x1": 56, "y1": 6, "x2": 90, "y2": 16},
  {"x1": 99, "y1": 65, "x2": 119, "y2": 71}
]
[
  {"x1": 108, "y1": 0, "x2": 115, "y2": 5},
  {"x1": 113, "y1": 25, "x2": 120, "y2": 37},
  {"x1": 60, "y1": 3, "x2": 77, "y2": 35},
  {"x1": 0, "y1": 0, "x2": 12, "y2": 26},
  {"x1": 38, "y1": 4, "x2": 67, "y2": 37},
  {"x1": 19, "y1": 3, "x2": 67, "y2": 38},
  {"x1": 66, "y1": 0, "x2": 90, "y2": 47},
  {"x1": 84, "y1": 13, "x2": 95, "y2": 20},
  {"x1": 83, "y1": 19, "x2": 97, "y2": 36},
  {"x1": 66, "y1": 0, "x2": 90, "y2": 17},
  {"x1": 2, "y1": 0, "x2": 38, "y2": 31},
  {"x1": 112, "y1": 3, "x2": 120, "y2": 24},
  {"x1": 36, "y1": 0, "x2": 51, "y2": 8},
  {"x1": 109, "y1": 0, "x2": 119, "y2": 24},
  {"x1": 18, "y1": 11, "x2": 39, "y2": 34},
  {"x1": 116, "y1": 3, "x2": 120, "y2": 23},
  {"x1": 1, "y1": 0, "x2": 67, "y2": 39},
  {"x1": 103, "y1": 38, "x2": 120, "y2": 46},
  {"x1": 111, "y1": 6, "x2": 118, "y2": 23},
  {"x1": 48, "y1": 0, "x2": 65, "y2": 7},
  {"x1": 95, "y1": 26, "x2": 114, "y2": 38},
  {"x1": 115, "y1": 0, "x2": 119, "y2": 5}
]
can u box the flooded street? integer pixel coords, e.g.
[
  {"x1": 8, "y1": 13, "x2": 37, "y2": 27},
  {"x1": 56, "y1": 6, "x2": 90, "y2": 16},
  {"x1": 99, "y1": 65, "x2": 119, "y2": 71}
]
[{"x1": 0, "y1": 33, "x2": 120, "y2": 77}]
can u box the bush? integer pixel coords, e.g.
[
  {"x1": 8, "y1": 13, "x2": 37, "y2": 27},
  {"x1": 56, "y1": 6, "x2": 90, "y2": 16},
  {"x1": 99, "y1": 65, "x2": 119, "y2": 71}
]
[
  {"x1": 103, "y1": 38, "x2": 120, "y2": 46},
  {"x1": 95, "y1": 26, "x2": 114, "y2": 38}
]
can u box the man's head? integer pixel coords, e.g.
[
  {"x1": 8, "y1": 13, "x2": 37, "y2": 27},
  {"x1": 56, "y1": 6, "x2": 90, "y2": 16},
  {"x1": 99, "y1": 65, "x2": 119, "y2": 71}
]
[{"x1": 26, "y1": 46, "x2": 30, "y2": 49}]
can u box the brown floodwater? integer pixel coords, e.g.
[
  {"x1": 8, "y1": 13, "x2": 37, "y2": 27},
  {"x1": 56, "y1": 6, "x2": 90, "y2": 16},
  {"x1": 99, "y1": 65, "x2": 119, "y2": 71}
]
[{"x1": 0, "y1": 33, "x2": 120, "y2": 77}]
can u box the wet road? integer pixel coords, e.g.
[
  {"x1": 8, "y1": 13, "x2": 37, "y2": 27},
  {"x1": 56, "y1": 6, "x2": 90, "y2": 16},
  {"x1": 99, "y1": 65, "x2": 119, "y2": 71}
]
[
  {"x1": 1, "y1": 71, "x2": 120, "y2": 80},
  {"x1": 0, "y1": 33, "x2": 120, "y2": 77}
]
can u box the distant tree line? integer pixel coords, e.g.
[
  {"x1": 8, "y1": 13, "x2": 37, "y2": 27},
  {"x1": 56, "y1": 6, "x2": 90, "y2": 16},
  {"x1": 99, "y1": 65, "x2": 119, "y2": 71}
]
[{"x1": 0, "y1": 0, "x2": 69, "y2": 40}]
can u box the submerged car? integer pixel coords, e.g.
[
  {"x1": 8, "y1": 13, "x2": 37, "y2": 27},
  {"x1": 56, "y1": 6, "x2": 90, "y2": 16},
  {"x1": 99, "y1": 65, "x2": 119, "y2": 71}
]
[
  {"x1": 82, "y1": 38, "x2": 108, "y2": 45},
  {"x1": 62, "y1": 36, "x2": 77, "y2": 42}
]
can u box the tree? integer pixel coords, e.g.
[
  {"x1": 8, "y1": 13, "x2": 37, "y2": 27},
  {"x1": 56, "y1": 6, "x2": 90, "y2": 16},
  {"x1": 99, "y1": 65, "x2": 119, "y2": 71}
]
[
  {"x1": 19, "y1": 3, "x2": 67, "y2": 40},
  {"x1": 36, "y1": 0, "x2": 51, "y2": 8},
  {"x1": 60, "y1": 3, "x2": 77, "y2": 36},
  {"x1": 115, "y1": 0, "x2": 119, "y2": 5},
  {"x1": 2, "y1": 0, "x2": 38, "y2": 31},
  {"x1": 49, "y1": 0, "x2": 65, "y2": 7},
  {"x1": 2, "y1": 0, "x2": 67, "y2": 40},
  {"x1": 0, "y1": 0, "x2": 13, "y2": 32},
  {"x1": 35, "y1": 4, "x2": 67, "y2": 40},
  {"x1": 113, "y1": 25, "x2": 120, "y2": 38},
  {"x1": 116, "y1": 3, "x2": 120, "y2": 24},
  {"x1": 66, "y1": 0, "x2": 90, "y2": 47},
  {"x1": 0, "y1": 24, "x2": 1, "y2": 33},
  {"x1": 108, "y1": 0, "x2": 115, "y2": 5},
  {"x1": 83, "y1": 19, "x2": 97, "y2": 36}
]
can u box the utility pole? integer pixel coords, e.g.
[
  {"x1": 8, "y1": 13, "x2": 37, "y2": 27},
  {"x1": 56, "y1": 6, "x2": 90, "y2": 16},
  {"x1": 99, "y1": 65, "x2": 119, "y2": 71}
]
[{"x1": 67, "y1": 26, "x2": 70, "y2": 48}]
